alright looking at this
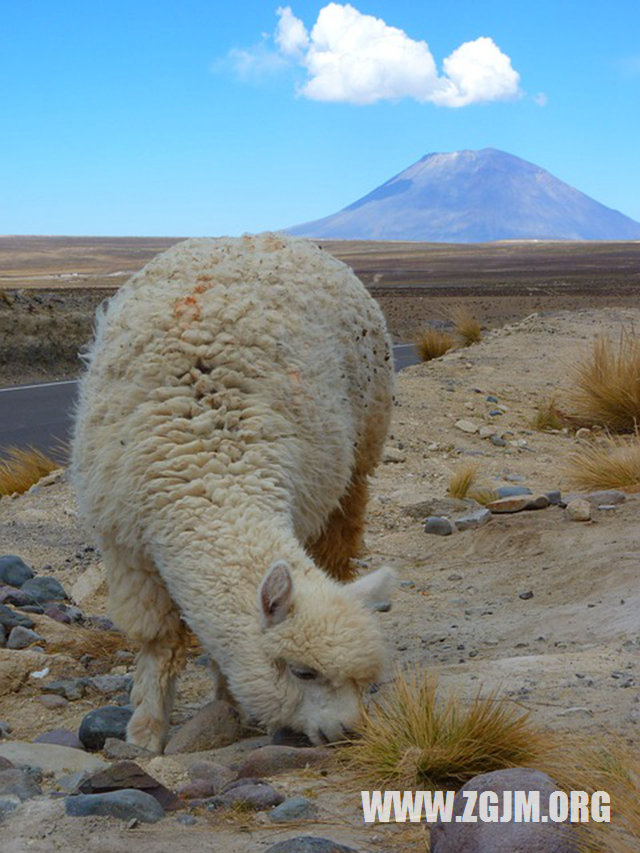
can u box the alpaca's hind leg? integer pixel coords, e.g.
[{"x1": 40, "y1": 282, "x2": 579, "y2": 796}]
[
  {"x1": 103, "y1": 546, "x2": 189, "y2": 753},
  {"x1": 306, "y1": 471, "x2": 369, "y2": 582}
]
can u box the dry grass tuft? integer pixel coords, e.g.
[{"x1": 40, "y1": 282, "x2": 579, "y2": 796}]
[
  {"x1": 542, "y1": 738, "x2": 640, "y2": 853},
  {"x1": 450, "y1": 306, "x2": 483, "y2": 346},
  {"x1": 448, "y1": 464, "x2": 497, "y2": 504},
  {"x1": 565, "y1": 434, "x2": 640, "y2": 491},
  {"x1": 448, "y1": 463, "x2": 478, "y2": 499},
  {"x1": 345, "y1": 668, "x2": 542, "y2": 788},
  {"x1": 533, "y1": 396, "x2": 568, "y2": 431},
  {"x1": 568, "y1": 331, "x2": 640, "y2": 432},
  {"x1": 0, "y1": 446, "x2": 59, "y2": 497},
  {"x1": 415, "y1": 327, "x2": 457, "y2": 362}
]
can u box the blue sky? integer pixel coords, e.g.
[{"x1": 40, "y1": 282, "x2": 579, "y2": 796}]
[{"x1": 2, "y1": 0, "x2": 640, "y2": 236}]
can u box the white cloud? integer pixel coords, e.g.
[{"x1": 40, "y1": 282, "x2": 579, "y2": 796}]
[
  {"x1": 534, "y1": 92, "x2": 549, "y2": 107},
  {"x1": 266, "y1": 3, "x2": 521, "y2": 106}
]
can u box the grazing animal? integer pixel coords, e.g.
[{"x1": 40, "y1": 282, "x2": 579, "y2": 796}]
[{"x1": 71, "y1": 233, "x2": 394, "y2": 752}]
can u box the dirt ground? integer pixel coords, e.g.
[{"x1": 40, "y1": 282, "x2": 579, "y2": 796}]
[{"x1": 1, "y1": 304, "x2": 638, "y2": 851}]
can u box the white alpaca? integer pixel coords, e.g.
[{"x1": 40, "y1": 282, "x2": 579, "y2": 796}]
[{"x1": 71, "y1": 233, "x2": 394, "y2": 752}]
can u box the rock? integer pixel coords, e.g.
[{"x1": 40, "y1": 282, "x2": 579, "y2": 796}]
[
  {"x1": 78, "y1": 705, "x2": 133, "y2": 751},
  {"x1": 269, "y1": 796, "x2": 318, "y2": 822},
  {"x1": 519, "y1": 591, "x2": 534, "y2": 600},
  {"x1": 86, "y1": 674, "x2": 133, "y2": 695},
  {"x1": 478, "y1": 426, "x2": 496, "y2": 439},
  {"x1": 34, "y1": 729, "x2": 83, "y2": 750},
  {"x1": 0, "y1": 604, "x2": 34, "y2": 631},
  {"x1": 0, "y1": 587, "x2": 35, "y2": 607},
  {"x1": 164, "y1": 700, "x2": 243, "y2": 754},
  {"x1": 42, "y1": 678, "x2": 87, "y2": 701},
  {"x1": 487, "y1": 494, "x2": 549, "y2": 513},
  {"x1": 42, "y1": 605, "x2": 72, "y2": 624},
  {"x1": 403, "y1": 497, "x2": 474, "y2": 519},
  {"x1": 20, "y1": 576, "x2": 68, "y2": 604},
  {"x1": 236, "y1": 745, "x2": 332, "y2": 779},
  {"x1": 545, "y1": 490, "x2": 562, "y2": 505},
  {"x1": 382, "y1": 447, "x2": 406, "y2": 463},
  {"x1": 424, "y1": 516, "x2": 455, "y2": 536},
  {"x1": 38, "y1": 694, "x2": 69, "y2": 710},
  {"x1": 179, "y1": 761, "x2": 236, "y2": 798},
  {"x1": 177, "y1": 813, "x2": 197, "y2": 825},
  {"x1": 214, "y1": 780, "x2": 284, "y2": 810},
  {"x1": 430, "y1": 768, "x2": 578, "y2": 852},
  {"x1": 7, "y1": 626, "x2": 44, "y2": 650},
  {"x1": 0, "y1": 556, "x2": 34, "y2": 589},
  {"x1": 264, "y1": 838, "x2": 360, "y2": 853},
  {"x1": 65, "y1": 788, "x2": 165, "y2": 823},
  {"x1": 0, "y1": 722, "x2": 12, "y2": 737},
  {"x1": 102, "y1": 738, "x2": 153, "y2": 761},
  {"x1": 0, "y1": 767, "x2": 42, "y2": 800},
  {"x1": 78, "y1": 760, "x2": 180, "y2": 811},
  {"x1": 565, "y1": 499, "x2": 592, "y2": 522},
  {"x1": 0, "y1": 796, "x2": 19, "y2": 821},
  {"x1": 490, "y1": 435, "x2": 507, "y2": 447},
  {"x1": 0, "y1": 757, "x2": 13, "y2": 770},
  {"x1": 455, "y1": 419, "x2": 479, "y2": 434},
  {"x1": 0, "y1": 625, "x2": 5, "y2": 648},
  {"x1": 0, "y1": 742, "x2": 108, "y2": 778},
  {"x1": 585, "y1": 489, "x2": 626, "y2": 505},
  {"x1": 496, "y1": 485, "x2": 533, "y2": 497},
  {"x1": 454, "y1": 507, "x2": 492, "y2": 531}
]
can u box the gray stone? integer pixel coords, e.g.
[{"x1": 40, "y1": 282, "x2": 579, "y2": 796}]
[
  {"x1": 65, "y1": 788, "x2": 165, "y2": 823},
  {"x1": 164, "y1": 700, "x2": 243, "y2": 754},
  {"x1": 0, "y1": 587, "x2": 35, "y2": 607},
  {"x1": 176, "y1": 813, "x2": 197, "y2": 825},
  {"x1": 424, "y1": 516, "x2": 455, "y2": 536},
  {"x1": 42, "y1": 678, "x2": 86, "y2": 701},
  {"x1": 0, "y1": 767, "x2": 42, "y2": 801},
  {"x1": 7, "y1": 626, "x2": 44, "y2": 650},
  {"x1": 269, "y1": 796, "x2": 318, "y2": 822},
  {"x1": 455, "y1": 419, "x2": 479, "y2": 434},
  {"x1": 0, "y1": 742, "x2": 108, "y2": 778},
  {"x1": 57, "y1": 769, "x2": 95, "y2": 793},
  {"x1": 490, "y1": 435, "x2": 507, "y2": 447},
  {"x1": 430, "y1": 768, "x2": 579, "y2": 852},
  {"x1": 78, "y1": 760, "x2": 180, "y2": 811},
  {"x1": 565, "y1": 499, "x2": 592, "y2": 522},
  {"x1": 34, "y1": 729, "x2": 83, "y2": 750},
  {"x1": 454, "y1": 507, "x2": 492, "y2": 531},
  {"x1": 0, "y1": 795, "x2": 20, "y2": 821},
  {"x1": 38, "y1": 694, "x2": 69, "y2": 710},
  {"x1": 86, "y1": 674, "x2": 133, "y2": 695},
  {"x1": 78, "y1": 705, "x2": 133, "y2": 751},
  {"x1": 214, "y1": 780, "x2": 284, "y2": 810},
  {"x1": 496, "y1": 485, "x2": 533, "y2": 497},
  {"x1": 0, "y1": 556, "x2": 34, "y2": 589},
  {"x1": 585, "y1": 489, "x2": 626, "y2": 505},
  {"x1": 0, "y1": 604, "x2": 34, "y2": 631},
  {"x1": 42, "y1": 605, "x2": 72, "y2": 624},
  {"x1": 179, "y1": 761, "x2": 236, "y2": 798},
  {"x1": 545, "y1": 490, "x2": 563, "y2": 505},
  {"x1": 102, "y1": 738, "x2": 153, "y2": 761},
  {"x1": 20, "y1": 576, "x2": 68, "y2": 604},
  {"x1": 0, "y1": 625, "x2": 5, "y2": 648},
  {"x1": 403, "y1": 497, "x2": 475, "y2": 519},
  {"x1": 264, "y1": 838, "x2": 360, "y2": 853},
  {"x1": 487, "y1": 494, "x2": 549, "y2": 513},
  {"x1": 236, "y1": 745, "x2": 332, "y2": 779}
]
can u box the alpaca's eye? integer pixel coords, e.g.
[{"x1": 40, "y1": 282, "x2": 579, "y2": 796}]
[{"x1": 289, "y1": 664, "x2": 318, "y2": 681}]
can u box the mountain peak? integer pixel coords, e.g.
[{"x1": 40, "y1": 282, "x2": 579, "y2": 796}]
[{"x1": 287, "y1": 149, "x2": 640, "y2": 242}]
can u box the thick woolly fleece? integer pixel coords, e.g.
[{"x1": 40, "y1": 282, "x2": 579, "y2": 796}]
[{"x1": 71, "y1": 233, "x2": 394, "y2": 749}]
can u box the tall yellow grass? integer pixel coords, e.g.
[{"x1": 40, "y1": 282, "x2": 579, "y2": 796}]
[
  {"x1": 450, "y1": 306, "x2": 483, "y2": 346},
  {"x1": 415, "y1": 327, "x2": 456, "y2": 362},
  {"x1": 568, "y1": 332, "x2": 640, "y2": 432},
  {"x1": 565, "y1": 434, "x2": 640, "y2": 491},
  {"x1": 0, "y1": 446, "x2": 59, "y2": 497},
  {"x1": 344, "y1": 669, "x2": 542, "y2": 789}
]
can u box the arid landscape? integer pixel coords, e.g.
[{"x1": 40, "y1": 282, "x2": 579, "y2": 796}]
[{"x1": 0, "y1": 238, "x2": 639, "y2": 851}]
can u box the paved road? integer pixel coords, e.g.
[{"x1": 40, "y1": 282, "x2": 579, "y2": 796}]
[{"x1": 0, "y1": 343, "x2": 419, "y2": 459}]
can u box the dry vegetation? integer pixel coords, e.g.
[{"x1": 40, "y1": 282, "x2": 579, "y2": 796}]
[
  {"x1": 568, "y1": 332, "x2": 640, "y2": 432},
  {"x1": 448, "y1": 463, "x2": 497, "y2": 505},
  {"x1": 415, "y1": 326, "x2": 457, "y2": 362},
  {"x1": 450, "y1": 305, "x2": 483, "y2": 345},
  {"x1": 345, "y1": 669, "x2": 541, "y2": 789},
  {"x1": 0, "y1": 446, "x2": 59, "y2": 496},
  {"x1": 566, "y1": 434, "x2": 640, "y2": 491}
]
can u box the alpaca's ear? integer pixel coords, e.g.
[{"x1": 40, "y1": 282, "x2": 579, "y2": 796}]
[
  {"x1": 258, "y1": 560, "x2": 294, "y2": 628},
  {"x1": 345, "y1": 566, "x2": 396, "y2": 612}
]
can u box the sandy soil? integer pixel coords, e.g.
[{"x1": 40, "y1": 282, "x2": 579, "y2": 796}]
[{"x1": 0, "y1": 306, "x2": 639, "y2": 851}]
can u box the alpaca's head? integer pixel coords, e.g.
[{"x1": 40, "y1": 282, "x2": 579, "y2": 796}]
[{"x1": 231, "y1": 560, "x2": 394, "y2": 745}]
